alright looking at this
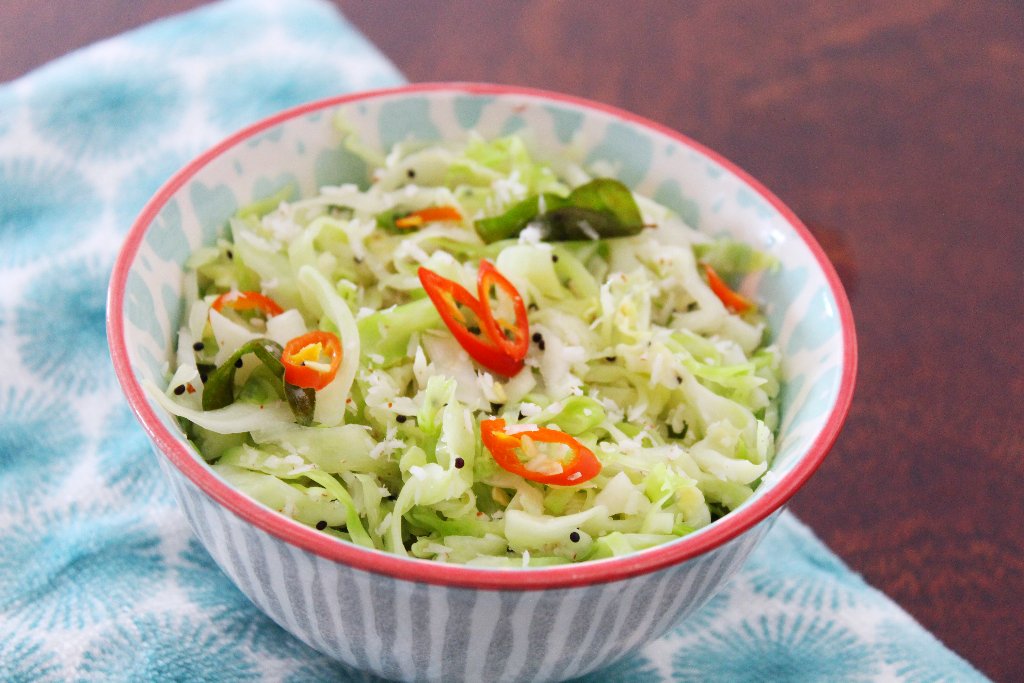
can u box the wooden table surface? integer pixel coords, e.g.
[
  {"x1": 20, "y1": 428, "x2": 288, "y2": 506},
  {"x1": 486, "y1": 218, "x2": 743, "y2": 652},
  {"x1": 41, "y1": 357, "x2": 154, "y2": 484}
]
[{"x1": 3, "y1": 1, "x2": 1021, "y2": 680}]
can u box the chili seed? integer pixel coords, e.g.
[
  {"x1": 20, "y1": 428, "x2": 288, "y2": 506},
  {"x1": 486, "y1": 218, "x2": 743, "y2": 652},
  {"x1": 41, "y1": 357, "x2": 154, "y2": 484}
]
[
  {"x1": 606, "y1": 355, "x2": 616, "y2": 362},
  {"x1": 531, "y1": 332, "x2": 542, "y2": 343},
  {"x1": 538, "y1": 339, "x2": 546, "y2": 351},
  {"x1": 315, "y1": 521, "x2": 327, "y2": 530},
  {"x1": 193, "y1": 342, "x2": 205, "y2": 352},
  {"x1": 569, "y1": 531, "x2": 581, "y2": 543},
  {"x1": 454, "y1": 457, "x2": 465, "y2": 469},
  {"x1": 173, "y1": 385, "x2": 186, "y2": 395},
  {"x1": 406, "y1": 169, "x2": 416, "y2": 178},
  {"x1": 396, "y1": 414, "x2": 407, "y2": 423},
  {"x1": 551, "y1": 254, "x2": 559, "y2": 263},
  {"x1": 235, "y1": 358, "x2": 244, "y2": 368},
  {"x1": 226, "y1": 249, "x2": 233, "y2": 260}
]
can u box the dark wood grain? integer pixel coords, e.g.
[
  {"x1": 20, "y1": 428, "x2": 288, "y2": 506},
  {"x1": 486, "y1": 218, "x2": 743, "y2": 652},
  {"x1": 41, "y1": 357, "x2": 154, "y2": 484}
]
[{"x1": 3, "y1": 1, "x2": 1022, "y2": 679}]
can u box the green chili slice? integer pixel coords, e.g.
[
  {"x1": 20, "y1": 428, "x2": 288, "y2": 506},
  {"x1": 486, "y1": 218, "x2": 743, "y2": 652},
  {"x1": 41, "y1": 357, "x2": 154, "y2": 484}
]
[{"x1": 201, "y1": 337, "x2": 316, "y2": 425}]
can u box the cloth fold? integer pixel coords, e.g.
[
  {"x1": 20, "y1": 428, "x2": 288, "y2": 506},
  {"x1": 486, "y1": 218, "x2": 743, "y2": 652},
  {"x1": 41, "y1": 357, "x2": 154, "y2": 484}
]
[{"x1": 0, "y1": 1, "x2": 987, "y2": 680}]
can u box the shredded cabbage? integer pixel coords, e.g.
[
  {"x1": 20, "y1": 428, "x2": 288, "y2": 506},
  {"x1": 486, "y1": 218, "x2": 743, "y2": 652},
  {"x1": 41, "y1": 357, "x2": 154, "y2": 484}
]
[{"x1": 155, "y1": 130, "x2": 781, "y2": 565}]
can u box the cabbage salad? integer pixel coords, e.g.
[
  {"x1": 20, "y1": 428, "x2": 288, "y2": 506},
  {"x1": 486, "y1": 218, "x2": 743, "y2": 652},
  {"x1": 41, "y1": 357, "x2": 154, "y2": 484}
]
[{"x1": 151, "y1": 132, "x2": 780, "y2": 566}]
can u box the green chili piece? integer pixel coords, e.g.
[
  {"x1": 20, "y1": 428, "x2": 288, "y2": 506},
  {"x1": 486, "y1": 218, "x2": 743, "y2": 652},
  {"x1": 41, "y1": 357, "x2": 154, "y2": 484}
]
[
  {"x1": 203, "y1": 338, "x2": 285, "y2": 410},
  {"x1": 285, "y1": 384, "x2": 316, "y2": 427},
  {"x1": 236, "y1": 364, "x2": 285, "y2": 405},
  {"x1": 201, "y1": 337, "x2": 316, "y2": 426}
]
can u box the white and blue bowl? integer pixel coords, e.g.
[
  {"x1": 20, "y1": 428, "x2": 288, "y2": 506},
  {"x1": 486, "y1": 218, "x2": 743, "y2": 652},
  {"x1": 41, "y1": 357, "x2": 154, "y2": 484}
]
[{"x1": 108, "y1": 83, "x2": 856, "y2": 682}]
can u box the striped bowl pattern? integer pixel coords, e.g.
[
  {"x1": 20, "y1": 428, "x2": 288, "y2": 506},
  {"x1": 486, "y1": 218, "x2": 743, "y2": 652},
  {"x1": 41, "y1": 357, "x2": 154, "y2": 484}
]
[
  {"x1": 109, "y1": 83, "x2": 856, "y2": 682},
  {"x1": 160, "y1": 454, "x2": 777, "y2": 681}
]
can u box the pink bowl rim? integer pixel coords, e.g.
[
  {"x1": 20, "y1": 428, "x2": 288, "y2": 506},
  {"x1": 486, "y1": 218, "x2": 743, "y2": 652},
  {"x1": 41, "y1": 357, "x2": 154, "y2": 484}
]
[{"x1": 108, "y1": 82, "x2": 857, "y2": 591}]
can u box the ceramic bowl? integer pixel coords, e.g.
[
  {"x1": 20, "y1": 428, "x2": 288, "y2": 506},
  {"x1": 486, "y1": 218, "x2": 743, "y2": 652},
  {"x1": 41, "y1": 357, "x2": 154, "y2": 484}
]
[{"x1": 108, "y1": 83, "x2": 856, "y2": 682}]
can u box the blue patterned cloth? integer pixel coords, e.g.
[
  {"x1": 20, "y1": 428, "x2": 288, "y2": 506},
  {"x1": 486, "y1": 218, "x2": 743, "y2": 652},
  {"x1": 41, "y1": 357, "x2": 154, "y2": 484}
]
[{"x1": 0, "y1": 1, "x2": 989, "y2": 680}]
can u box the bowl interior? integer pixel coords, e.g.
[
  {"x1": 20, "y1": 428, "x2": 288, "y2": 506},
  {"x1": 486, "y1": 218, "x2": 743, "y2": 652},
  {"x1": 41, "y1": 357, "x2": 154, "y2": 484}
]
[{"x1": 113, "y1": 84, "x2": 853, "y2": 576}]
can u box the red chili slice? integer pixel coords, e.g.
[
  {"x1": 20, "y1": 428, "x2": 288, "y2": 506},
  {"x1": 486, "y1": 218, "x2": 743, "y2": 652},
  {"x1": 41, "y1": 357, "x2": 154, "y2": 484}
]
[
  {"x1": 417, "y1": 262, "x2": 529, "y2": 377},
  {"x1": 210, "y1": 290, "x2": 284, "y2": 318},
  {"x1": 476, "y1": 260, "x2": 530, "y2": 365},
  {"x1": 395, "y1": 205, "x2": 463, "y2": 229},
  {"x1": 480, "y1": 418, "x2": 602, "y2": 486},
  {"x1": 282, "y1": 330, "x2": 343, "y2": 391},
  {"x1": 701, "y1": 263, "x2": 753, "y2": 314}
]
